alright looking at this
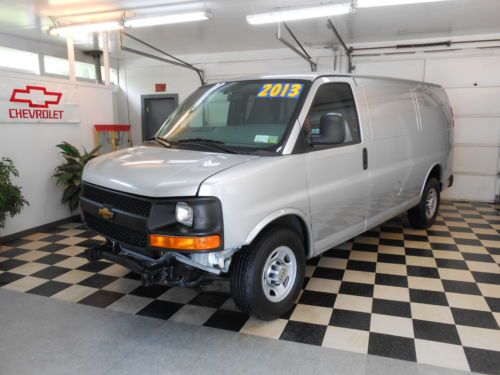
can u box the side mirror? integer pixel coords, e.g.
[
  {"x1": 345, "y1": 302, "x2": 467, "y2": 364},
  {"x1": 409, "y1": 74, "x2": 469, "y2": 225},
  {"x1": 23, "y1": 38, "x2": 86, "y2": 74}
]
[{"x1": 309, "y1": 113, "x2": 346, "y2": 145}]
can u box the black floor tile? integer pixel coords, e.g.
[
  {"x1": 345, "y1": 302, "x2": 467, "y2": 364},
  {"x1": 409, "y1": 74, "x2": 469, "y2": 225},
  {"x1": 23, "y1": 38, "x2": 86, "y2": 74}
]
[
  {"x1": 329, "y1": 309, "x2": 371, "y2": 331},
  {"x1": 431, "y1": 243, "x2": 459, "y2": 251},
  {"x1": 472, "y1": 271, "x2": 500, "y2": 285},
  {"x1": 413, "y1": 319, "x2": 461, "y2": 345},
  {"x1": 487, "y1": 247, "x2": 500, "y2": 256},
  {"x1": 426, "y1": 230, "x2": 452, "y2": 237},
  {"x1": 130, "y1": 284, "x2": 169, "y2": 299},
  {"x1": 323, "y1": 249, "x2": 350, "y2": 259},
  {"x1": 379, "y1": 239, "x2": 404, "y2": 247},
  {"x1": 451, "y1": 308, "x2": 499, "y2": 329},
  {"x1": 377, "y1": 253, "x2": 406, "y2": 264},
  {"x1": 485, "y1": 297, "x2": 500, "y2": 313},
  {"x1": 27, "y1": 280, "x2": 71, "y2": 297},
  {"x1": 4, "y1": 238, "x2": 29, "y2": 247},
  {"x1": 372, "y1": 299, "x2": 411, "y2": 318},
  {"x1": 312, "y1": 267, "x2": 344, "y2": 280},
  {"x1": 455, "y1": 238, "x2": 482, "y2": 246},
  {"x1": 299, "y1": 290, "x2": 336, "y2": 308},
  {"x1": 462, "y1": 253, "x2": 494, "y2": 263},
  {"x1": 280, "y1": 321, "x2": 327, "y2": 346},
  {"x1": 0, "y1": 259, "x2": 27, "y2": 271},
  {"x1": 346, "y1": 260, "x2": 376, "y2": 272},
  {"x1": 0, "y1": 248, "x2": 30, "y2": 258},
  {"x1": 36, "y1": 254, "x2": 69, "y2": 265},
  {"x1": 32, "y1": 266, "x2": 70, "y2": 280},
  {"x1": 351, "y1": 243, "x2": 378, "y2": 252},
  {"x1": 79, "y1": 290, "x2": 124, "y2": 308},
  {"x1": 442, "y1": 280, "x2": 481, "y2": 295},
  {"x1": 368, "y1": 333, "x2": 416, "y2": 362},
  {"x1": 409, "y1": 289, "x2": 448, "y2": 306},
  {"x1": 189, "y1": 291, "x2": 231, "y2": 308},
  {"x1": 375, "y1": 273, "x2": 408, "y2": 288},
  {"x1": 339, "y1": 281, "x2": 373, "y2": 297},
  {"x1": 477, "y1": 233, "x2": 500, "y2": 241},
  {"x1": 137, "y1": 300, "x2": 183, "y2": 320},
  {"x1": 404, "y1": 234, "x2": 428, "y2": 242},
  {"x1": 306, "y1": 257, "x2": 320, "y2": 266},
  {"x1": 78, "y1": 274, "x2": 118, "y2": 289},
  {"x1": 123, "y1": 272, "x2": 141, "y2": 281},
  {"x1": 464, "y1": 347, "x2": 500, "y2": 375},
  {"x1": 75, "y1": 230, "x2": 99, "y2": 238},
  {"x1": 203, "y1": 310, "x2": 249, "y2": 332},
  {"x1": 405, "y1": 248, "x2": 434, "y2": 257},
  {"x1": 469, "y1": 223, "x2": 493, "y2": 229},
  {"x1": 407, "y1": 265, "x2": 440, "y2": 279},
  {"x1": 435, "y1": 258, "x2": 468, "y2": 270},
  {"x1": 77, "y1": 261, "x2": 112, "y2": 273},
  {"x1": 38, "y1": 244, "x2": 68, "y2": 253},
  {"x1": 41, "y1": 235, "x2": 67, "y2": 243},
  {"x1": 0, "y1": 272, "x2": 24, "y2": 286}
]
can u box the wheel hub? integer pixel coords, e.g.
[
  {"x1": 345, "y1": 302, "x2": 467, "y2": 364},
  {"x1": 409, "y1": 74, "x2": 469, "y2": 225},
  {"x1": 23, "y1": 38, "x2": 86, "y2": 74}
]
[
  {"x1": 425, "y1": 188, "x2": 438, "y2": 219},
  {"x1": 262, "y1": 246, "x2": 297, "y2": 303}
]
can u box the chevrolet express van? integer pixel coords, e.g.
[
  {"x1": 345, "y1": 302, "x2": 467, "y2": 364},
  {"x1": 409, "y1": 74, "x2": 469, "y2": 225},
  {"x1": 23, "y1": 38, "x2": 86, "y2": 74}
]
[{"x1": 81, "y1": 74, "x2": 453, "y2": 320}]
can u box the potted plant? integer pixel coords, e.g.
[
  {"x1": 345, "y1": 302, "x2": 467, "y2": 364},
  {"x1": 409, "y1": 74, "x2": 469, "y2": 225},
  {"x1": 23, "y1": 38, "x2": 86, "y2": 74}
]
[
  {"x1": 0, "y1": 157, "x2": 29, "y2": 240},
  {"x1": 53, "y1": 142, "x2": 100, "y2": 211}
]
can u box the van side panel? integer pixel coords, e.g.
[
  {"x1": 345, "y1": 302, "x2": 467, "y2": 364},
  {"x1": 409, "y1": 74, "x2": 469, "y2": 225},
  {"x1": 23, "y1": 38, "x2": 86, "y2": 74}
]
[
  {"x1": 414, "y1": 85, "x2": 454, "y2": 188},
  {"x1": 357, "y1": 78, "x2": 421, "y2": 219},
  {"x1": 358, "y1": 77, "x2": 452, "y2": 229}
]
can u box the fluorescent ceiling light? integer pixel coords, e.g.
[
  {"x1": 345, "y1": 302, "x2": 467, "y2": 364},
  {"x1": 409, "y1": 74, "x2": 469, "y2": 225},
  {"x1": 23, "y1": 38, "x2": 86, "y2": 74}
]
[
  {"x1": 246, "y1": 3, "x2": 352, "y2": 25},
  {"x1": 49, "y1": 21, "x2": 123, "y2": 37},
  {"x1": 357, "y1": 0, "x2": 452, "y2": 8},
  {"x1": 124, "y1": 11, "x2": 211, "y2": 28}
]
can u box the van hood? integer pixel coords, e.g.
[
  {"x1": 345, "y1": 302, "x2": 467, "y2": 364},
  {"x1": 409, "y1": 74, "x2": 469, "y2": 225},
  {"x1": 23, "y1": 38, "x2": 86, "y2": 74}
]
[{"x1": 82, "y1": 145, "x2": 258, "y2": 197}]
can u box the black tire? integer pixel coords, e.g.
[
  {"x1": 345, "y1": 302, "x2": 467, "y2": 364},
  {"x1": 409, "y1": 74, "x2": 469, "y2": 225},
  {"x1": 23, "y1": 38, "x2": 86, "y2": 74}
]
[
  {"x1": 407, "y1": 177, "x2": 441, "y2": 229},
  {"x1": 230, "y1": 227, "x2": 305, "y2": 321}
]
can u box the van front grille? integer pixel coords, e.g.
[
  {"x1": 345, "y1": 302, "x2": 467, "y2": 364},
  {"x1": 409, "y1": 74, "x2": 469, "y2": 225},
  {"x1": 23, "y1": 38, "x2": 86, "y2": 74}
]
[
  {"x1": 85, "y1": 214, "x2": 148, "y2": 248},
  {"x1": 82, "y1": 183, "x2": 152, "y2": 217}
]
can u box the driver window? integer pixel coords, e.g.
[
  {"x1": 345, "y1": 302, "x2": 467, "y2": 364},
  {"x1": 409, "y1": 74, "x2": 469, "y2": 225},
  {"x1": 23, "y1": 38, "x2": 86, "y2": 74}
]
[{"x1": 304, "y1": 83, "x2": 361, "y2": 146}]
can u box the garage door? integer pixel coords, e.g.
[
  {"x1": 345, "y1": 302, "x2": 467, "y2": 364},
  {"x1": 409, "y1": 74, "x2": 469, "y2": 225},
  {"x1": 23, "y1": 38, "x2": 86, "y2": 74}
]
[{"x1": 354, "y1": 54, "x2": 500, "y2": 202}]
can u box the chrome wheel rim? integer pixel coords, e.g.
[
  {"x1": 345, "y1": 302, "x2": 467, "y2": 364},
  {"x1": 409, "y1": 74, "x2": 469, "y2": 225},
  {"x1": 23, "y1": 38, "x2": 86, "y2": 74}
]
[
  {"x1": 425, "y1": 188, "x2": 438, "y2": 219},
  {"x1": 262, "y1": 246, "x2": 297, "y2": 303}
]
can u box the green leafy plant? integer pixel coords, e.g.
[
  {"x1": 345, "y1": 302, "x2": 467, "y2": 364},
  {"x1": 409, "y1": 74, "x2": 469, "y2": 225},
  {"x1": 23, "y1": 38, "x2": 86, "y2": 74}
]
[
  {"x1": 53, "y1": 142, "x2": 100, "y2": 211},
  {"x1": 0, "y1": 158, "x2": 29, "y2": 229}
]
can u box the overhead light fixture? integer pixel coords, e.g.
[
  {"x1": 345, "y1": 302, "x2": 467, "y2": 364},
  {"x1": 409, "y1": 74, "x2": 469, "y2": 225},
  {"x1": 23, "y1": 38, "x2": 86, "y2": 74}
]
[
  {"x1": 49, "y1": 21, "x2": 123, "y2": 37},
  {"x1": 124, "y1": 11, "x2": 211, "y2": 28},
  {"x1": 246, "y1": 3, "x2": 352, "y2": 25},
  {"x1": 356, "y1": 0, "x2": 452, "y2": 8}
]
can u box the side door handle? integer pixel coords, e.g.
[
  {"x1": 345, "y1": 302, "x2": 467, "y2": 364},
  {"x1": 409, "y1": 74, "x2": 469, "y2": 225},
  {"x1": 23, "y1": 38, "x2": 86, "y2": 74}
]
[{"x1": 363, "y1": 148, "x2": 368, "y2": 170}]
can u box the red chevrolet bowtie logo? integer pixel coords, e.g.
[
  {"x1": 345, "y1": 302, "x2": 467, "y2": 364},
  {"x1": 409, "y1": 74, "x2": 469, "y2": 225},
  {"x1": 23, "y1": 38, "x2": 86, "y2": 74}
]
[{"x1": 10, "y1": 85, "x2": 62, "y2": 109}]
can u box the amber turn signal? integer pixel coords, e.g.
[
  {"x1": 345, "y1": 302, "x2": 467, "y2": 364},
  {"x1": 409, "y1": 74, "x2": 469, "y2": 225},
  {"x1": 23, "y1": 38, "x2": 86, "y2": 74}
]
[{"x1": 150, "y1": 234, "x2": 221, "y2": 250}]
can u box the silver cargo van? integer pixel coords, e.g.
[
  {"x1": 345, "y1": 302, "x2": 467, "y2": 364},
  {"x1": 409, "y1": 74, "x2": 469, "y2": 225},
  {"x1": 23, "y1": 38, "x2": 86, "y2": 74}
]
[{"x1": 81, "y1": 74, "x2": 454, "y2": 320}]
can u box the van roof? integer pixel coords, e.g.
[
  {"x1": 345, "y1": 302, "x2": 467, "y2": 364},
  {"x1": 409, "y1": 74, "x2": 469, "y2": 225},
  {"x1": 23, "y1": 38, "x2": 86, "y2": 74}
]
[{"x1": 226, "y1": 73, "x2": 442, "y2": 88}]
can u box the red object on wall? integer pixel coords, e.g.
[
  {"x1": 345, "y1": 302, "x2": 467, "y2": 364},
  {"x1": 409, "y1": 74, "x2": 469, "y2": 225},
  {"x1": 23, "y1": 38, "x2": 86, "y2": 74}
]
[
  {"x1": 155, "y1": 83, "x2": 167, "y2": 92},
  {"x1": 94, "y1": 124, "x2": 131, "y2": 132}
]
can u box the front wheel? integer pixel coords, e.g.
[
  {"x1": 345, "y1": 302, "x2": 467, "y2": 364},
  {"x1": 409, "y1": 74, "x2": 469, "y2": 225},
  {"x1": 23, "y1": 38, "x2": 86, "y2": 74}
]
[
  {"x1": 407, "y1": 177, "x2": 441, "y2": 229},
  {"x1": 230, "y1": 227, "x2": 305, "y2": 321}
]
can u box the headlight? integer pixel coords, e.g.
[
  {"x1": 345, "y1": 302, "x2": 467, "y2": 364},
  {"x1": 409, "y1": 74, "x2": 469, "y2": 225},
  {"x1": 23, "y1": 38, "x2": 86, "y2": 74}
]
[{"x1": 175, "y1": 202, "x2": 193, "y2": 227}]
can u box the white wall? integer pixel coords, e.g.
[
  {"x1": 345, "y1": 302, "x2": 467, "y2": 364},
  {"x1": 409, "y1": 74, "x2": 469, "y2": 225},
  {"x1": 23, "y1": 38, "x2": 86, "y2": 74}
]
[
  {"x1": 0, "y1": 70, "x2": 114, "y2": 237},
  {"x1": 117, "y1": 46, "x2": 499, "y2": 202}
]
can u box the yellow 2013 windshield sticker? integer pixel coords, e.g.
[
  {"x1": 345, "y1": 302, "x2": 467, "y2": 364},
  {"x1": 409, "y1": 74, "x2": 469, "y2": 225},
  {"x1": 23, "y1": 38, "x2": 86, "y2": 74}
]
[{"x1": 257, "y1": 83, "x2": 304, "y2": 99}]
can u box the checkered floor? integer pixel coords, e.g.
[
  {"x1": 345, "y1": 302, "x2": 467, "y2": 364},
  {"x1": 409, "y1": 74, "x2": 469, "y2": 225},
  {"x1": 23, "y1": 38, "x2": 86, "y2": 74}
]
[{"x1": 1, "y1": 201, "x2": 499, "y2": 374}]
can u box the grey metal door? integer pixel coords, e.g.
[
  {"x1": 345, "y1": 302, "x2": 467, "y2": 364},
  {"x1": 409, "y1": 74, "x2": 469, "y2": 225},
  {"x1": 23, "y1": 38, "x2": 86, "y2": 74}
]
[{"x1": 141, "y1": 94, "x2": 178, "y2": 141}]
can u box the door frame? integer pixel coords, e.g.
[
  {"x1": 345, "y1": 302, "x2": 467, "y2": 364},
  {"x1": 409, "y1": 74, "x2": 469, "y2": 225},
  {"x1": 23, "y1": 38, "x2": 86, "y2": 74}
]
[{"x1": 141, "y1": 93, "x2": 179, "y2": 141}]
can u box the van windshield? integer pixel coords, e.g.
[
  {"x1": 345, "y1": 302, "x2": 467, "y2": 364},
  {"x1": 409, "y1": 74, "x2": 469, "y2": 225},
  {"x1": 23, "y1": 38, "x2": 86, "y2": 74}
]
[{"x1": 155, "y1": 80, "x2": 309, "y2": 154}]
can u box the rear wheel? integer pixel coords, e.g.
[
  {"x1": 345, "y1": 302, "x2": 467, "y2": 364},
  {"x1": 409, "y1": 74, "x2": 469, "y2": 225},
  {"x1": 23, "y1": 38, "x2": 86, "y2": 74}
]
[
  {"x1": 407, "y1": 177, "x2": 441, "y2": 229},
  {"x1": 230, "y1": 227, "x2": 305, "y2": 320}
]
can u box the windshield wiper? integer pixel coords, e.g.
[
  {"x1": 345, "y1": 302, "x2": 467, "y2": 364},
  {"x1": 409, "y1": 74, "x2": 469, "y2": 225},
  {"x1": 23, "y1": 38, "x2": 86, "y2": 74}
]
[
  {"x1": 153, "y1": 137, "x2": 172, "y2": 149},
  {"x1": 174, "y1": 138, "x2": 237, "y2": 154}
]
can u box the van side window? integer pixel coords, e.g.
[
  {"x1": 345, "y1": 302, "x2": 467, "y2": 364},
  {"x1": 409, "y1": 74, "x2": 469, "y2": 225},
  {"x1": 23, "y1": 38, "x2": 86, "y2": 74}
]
[{"x1": 304, "y1": 83, "x2": 360, "y2": 148}]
